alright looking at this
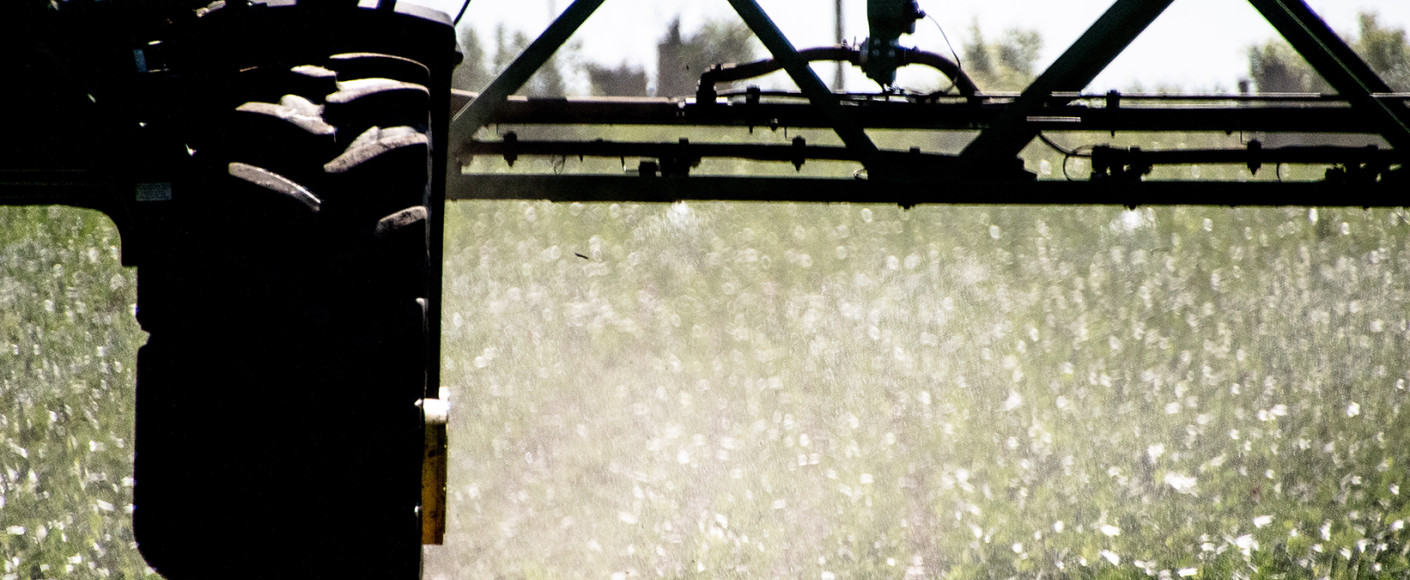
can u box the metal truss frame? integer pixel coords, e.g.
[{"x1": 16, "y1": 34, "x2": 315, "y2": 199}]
[{"x1": 448, "y1": 0, "x2": 1407, "y2": 204}]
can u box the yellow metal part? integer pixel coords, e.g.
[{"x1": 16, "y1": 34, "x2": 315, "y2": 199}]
[{"x1": 418, "y1": 389, "x2": 450, "y2": 545}]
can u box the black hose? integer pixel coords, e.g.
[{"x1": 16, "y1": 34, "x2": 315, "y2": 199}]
[
  {"x1": 453, "y1": 0, "x2": 470, "y2": 25},
  {"x1": 697, "y1": 45, "x2": 977, "y2": 101},
  {"x1": 902, "y1": 47, "x2": 977, "y2": 97}
]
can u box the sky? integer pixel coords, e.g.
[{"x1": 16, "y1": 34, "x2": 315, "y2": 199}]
[{"x1": 407, "y1": 0, "x2": 1410, "y2": 94}]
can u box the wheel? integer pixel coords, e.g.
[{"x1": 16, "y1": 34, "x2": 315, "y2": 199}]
[{"x1": 133, "y1": 50, "x2": 433, "y2": 579}]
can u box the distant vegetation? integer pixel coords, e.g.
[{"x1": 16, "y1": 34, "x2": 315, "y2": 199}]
[
  {"x1": 452, "y1": 16, "x2": 758, "y2": 98},
  {"x1": 1249, "y1": 13, "x2": 1409, "y2": 93},
  {"x1": 451, "y1": 10, "x2": 1408, "y2": 98},
  {"x1": 959, "y1": 22, "x2": 1044, "y2": 92}
]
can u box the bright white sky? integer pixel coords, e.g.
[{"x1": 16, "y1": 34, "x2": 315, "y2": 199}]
[{"x1": 409, "y1": 0, "x2": 1410, "y2": 94}]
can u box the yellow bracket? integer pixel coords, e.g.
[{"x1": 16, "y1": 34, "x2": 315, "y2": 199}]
[{"x1": 417, "y1": 388, "x2": 450, "y2": 545}]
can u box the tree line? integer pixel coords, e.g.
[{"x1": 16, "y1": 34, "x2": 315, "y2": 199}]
[
  {"x1": 452, "y1": 12, "x2": 1409, "y2": 97},
  {"x1": 451, "y1": 17, "x2": 760, "y2": 97}
]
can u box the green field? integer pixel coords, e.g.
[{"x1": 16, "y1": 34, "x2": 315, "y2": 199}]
[
  {"x1": 1, "y1": 207, "x2": 147, "y2": 578},
  {"x1": 3, "y1": 199, "x2": 1408, "y2": 578}
]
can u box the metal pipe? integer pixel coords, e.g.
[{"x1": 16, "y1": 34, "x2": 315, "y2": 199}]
[
  {"x1": 1245, "y1": 0, "x2": 1410, "y2": 153},
  {"x1": 1090, "y1": 144, "x2": 1399, "y2": 166},
  {"x1": 834, "y1": 0, "x2": 844, "y2": 91},
  {"x1": 958, "y1": 0, "x2": 1176, "y2": 169},
  {"x1": 449, "y1": 174, "x2": 1405, "y2": 206},
  {"x1": 466, "y1": 96, "x2": 1389, "y2": 134},
  {"x1": 458, "y1": 136, "x2": 952, "y2": 166},
  {"x1": 724, "y1": 0, "x2": 882, "y2": 173},
  {"x1": 458, "y1": 138, "x2": 1395, "y2": 174}
]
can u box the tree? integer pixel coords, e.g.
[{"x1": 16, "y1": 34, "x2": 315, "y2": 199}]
[
  {"x1": 451, "y1": 24, "x2": 490, "y2": 92},
  {"x1": 586, "y1": 62, "x2": 648, "y2": 97},
  {"x1": 960, "y1": 23, "x2": 1043, "y2": 92},
  {"x1": 996, "y1": 29, "x2": 1042, "y2": 80},
  {"x1": 961, "y1": 22, "x2": 993, "y2": 79},
  {"x1": 1247, "y1": 11, "x2": 1409, "y2": 93},
  {"x1": 1244, "y1": 12, "x2": 1409, "y2": 149},
  {"x1": 488, "y1": 24, "x2": 568, "y2": 97},
  {"x1": 1248, "y1": 41, "x2": 1326, "y2": 93},
  {"x1": 656, "y1": 17, "x2": 760, "y2": 98},
  {"x1": 1355, "y1": 12, "x2": 1410, "y2": 90}
]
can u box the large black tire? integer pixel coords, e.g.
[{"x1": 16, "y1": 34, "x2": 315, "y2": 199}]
[{"x1": 132, "y1": 49, "x2": 434, "y2": 578}]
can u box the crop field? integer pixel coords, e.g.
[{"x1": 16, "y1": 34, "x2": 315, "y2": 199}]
[{"x1": 3, "y1": 199, "x2": 1409, "y2": 578}]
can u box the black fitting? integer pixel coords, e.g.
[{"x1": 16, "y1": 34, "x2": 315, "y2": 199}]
[{"x1": 502, "y1": 131, "x2": 518, "y2": 167}]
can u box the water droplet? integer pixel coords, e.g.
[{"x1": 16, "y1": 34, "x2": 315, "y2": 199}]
[
  {"x1": 1164, "y1": 472, "x2": 1197, "y2": 494},
  {"x1": 1002, "y1": 391, "x2": 1023, "y2": 411}
]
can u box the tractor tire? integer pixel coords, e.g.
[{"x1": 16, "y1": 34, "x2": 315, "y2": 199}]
[{"x1": 133, "y1": 51, "x2": 434, "y2": 579}]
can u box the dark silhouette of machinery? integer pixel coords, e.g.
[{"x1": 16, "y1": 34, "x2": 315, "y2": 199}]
[
  {"x1": 4, "y1": 2, "x2": 455, "y2": 577},
  {"x1": 1, "y1": 0, "x2": 1404, "y2": 577}
]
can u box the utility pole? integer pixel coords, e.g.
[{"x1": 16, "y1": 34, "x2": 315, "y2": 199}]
[{"x1": 834, "y1": 0, "x2": 844, "y2": 91}]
